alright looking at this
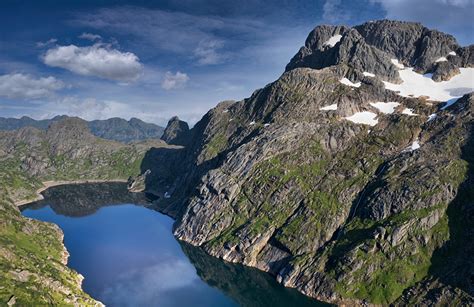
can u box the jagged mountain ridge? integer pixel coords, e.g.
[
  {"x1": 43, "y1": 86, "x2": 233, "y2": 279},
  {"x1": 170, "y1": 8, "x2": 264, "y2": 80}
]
[
  {"x1": 139, "y1": 20, "x2": 474, "y2": 305},
  {"x1": 286, "y1": 20, "x2": 473, "y2": 82},
  {"x1": 0, "y1": 115, "x2": 165, "y2": 143}
]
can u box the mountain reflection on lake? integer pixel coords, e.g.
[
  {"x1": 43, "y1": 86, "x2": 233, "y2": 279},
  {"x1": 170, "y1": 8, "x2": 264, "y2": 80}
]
[{"x1": 22, "y1": 183, "x2": 327, "y2": 307}]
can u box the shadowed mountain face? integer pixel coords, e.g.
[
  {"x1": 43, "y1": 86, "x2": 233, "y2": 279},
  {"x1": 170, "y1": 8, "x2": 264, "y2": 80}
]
[
  {"x1": 161, "y1": 116, "x2": 191, "y2": 146},
  {"x1": 180, "y1": 242, "x2": 328, "y2": 307},
  {"x1": 136, "y1": 20, "x2": 474, "y2": 305},
  {"x1": 0, "y1": 115, "x2": 165, "y2": 143},
  {"x1": 396, "y1": 122, "x2": 474, "y2": 305}
]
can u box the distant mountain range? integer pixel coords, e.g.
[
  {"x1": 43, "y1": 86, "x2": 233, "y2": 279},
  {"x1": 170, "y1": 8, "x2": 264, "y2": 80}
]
[{"x1": 0, "y1": 115, "x2": 165, "y2": 143}]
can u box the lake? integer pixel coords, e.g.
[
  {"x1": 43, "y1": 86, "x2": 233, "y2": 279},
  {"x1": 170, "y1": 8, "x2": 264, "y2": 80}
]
[{"x1": 21, "y1": 183, "x2": 327, "y2": 307}]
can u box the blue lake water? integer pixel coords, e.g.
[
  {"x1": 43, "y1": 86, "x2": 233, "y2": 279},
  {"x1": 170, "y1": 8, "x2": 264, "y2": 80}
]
[{"x1": 21, "y1": 183, "x2": 327, "y2": 307}]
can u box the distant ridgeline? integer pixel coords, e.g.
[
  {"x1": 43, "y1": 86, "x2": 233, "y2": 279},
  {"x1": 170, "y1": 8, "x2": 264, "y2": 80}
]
[{"x1": 0, "y1": 115, "x2": 165, "y2": 143}]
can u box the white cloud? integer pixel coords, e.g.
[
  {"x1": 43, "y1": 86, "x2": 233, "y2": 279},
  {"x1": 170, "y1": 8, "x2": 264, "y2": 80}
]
[
  {"x1": 42, "y1": 43, "x2": 143, "y2": 82},
  {"x1": 323, "y1": 0, "x2": 352, "y2": 24},
  {"x1": 101, "y1": 260, "x2": 199, "y2": 306},
  {"x1": 0, "y1": 73, "x2": 65, "y2": 99},
  {"x1": 161, "y1": 71, "x2": 189, "y2": 90},
  {"x1": 193, "y1": 39, "x2": 226, "y2": 65},
  {"x1": 36, "y1": 38, "x2": 58, "y2": 48},
  {"x1": 72, "y1": 6, "x2": 294, "y2": 65},
  {"x1": 79, "y1": 32, "x2": 102, "y2": 41}
]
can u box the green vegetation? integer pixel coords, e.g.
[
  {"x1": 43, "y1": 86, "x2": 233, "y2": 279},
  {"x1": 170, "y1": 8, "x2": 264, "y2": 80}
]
[
  {"x1": 0, "y1": 190, "x2": 98, "y2": 305},
  {"x1": 203, "y1": 133, "x2": 228, "y2": 160},
  {"x1": 332, "y1": 209, "x2": 450, "y2": 304}
]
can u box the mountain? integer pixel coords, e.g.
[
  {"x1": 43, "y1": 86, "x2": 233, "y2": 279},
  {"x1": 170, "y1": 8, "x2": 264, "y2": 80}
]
[
  {"x1": 0, "y1": 115, "x2": 165, "y2": 143},
  {"x1": 137, "y1": 20, "x2": 474, "y2": 305},
  {"x1": 160, "y1": 116, "x2": 191, "y2": 145}
]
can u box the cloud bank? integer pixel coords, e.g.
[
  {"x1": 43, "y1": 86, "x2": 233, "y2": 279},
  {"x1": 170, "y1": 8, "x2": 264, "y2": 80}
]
[
  {"x1": 79, "y1": 32, "x2": 102, "y2": 41},
  {"x1": 161, "y1": 71, "x2": 189, "y2": 90}
]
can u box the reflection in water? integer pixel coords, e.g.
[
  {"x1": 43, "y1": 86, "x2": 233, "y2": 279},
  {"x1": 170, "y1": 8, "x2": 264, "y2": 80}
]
[
  {"x1": 182, "y1": 243, "x2": 328, "y2": 307},
  {"x1": 22, "y1": 184, "x2": 327, "y2": 307},
  {"x1": 22, "y1": 182, "x2": 151, "y2": 217}
]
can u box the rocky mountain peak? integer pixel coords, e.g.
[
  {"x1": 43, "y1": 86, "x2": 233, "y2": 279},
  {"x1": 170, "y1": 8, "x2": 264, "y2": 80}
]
[
  {"x1": 45, "y1": 117, "x2": 97, "y2": 155},
  {"x1": 286, "y1": 19, "x2": 471, "y2": 82},
  {"x1": 47, "y1": 117, "x2": 91, "y2": 136},
  {"x1": 161, "y1": 116, "x2": 190, "y2": 145}
]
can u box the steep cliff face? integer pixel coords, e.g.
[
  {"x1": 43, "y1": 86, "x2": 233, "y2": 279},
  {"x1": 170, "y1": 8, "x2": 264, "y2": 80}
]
[{"x1": 144, "y1": 20, "x2": 474, "y2": 304}]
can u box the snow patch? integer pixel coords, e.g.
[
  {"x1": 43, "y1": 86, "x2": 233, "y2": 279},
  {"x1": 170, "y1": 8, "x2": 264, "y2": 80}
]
[
  {"x1": 409, "y1": 141, "x2": 420, "y2": 151},
  {"x1": 383, "y1": 67, "x2": 474, "y2": 101},
  {"x1": 264, "y1": 123, "x2": 270, "y2": 127},
  {"x1": 363, "y1": 72, "x2": 375, "y2": 77},
  {"x1": 320, "y1": 104, "x2": 338, "y2": 111},
  {"x1": 427, "y1": 114, "x2": 437, "y2": 122},
  {"x1": 323, "y1": 34, "x2": 342, "y2": 47},
  {"x1": 391, "y1": 59, "x2": 405, "y2": 69},
  {"x1": 345, "y1": 111, "x2": 378, "y2": 126},
  {"x1": 401, "y1": 108, "x2": 418, "y2": 116},
  {"x1": 370, "y1": 102, "x2": 400, "y2": 114},
  {"x1": 223, "y1": 109, "x2": 229, "y2": 113},
  {"x1": 249, "y1": 121, "x2": 255, "y2": 125},
  {"x1": 435, "y1": 57, "x2": 448, "y2": 63},
  {"x1": 448, "y1": 51, "x2": 457, "y2": 56},
  {"x1": 339, "y1": 78, "x2": 361, "y2": 88}
]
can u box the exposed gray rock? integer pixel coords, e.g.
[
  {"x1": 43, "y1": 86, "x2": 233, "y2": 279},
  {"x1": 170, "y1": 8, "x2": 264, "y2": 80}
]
[{"x1": 287, "y1": 20, "x2": 467, "y2": 83}]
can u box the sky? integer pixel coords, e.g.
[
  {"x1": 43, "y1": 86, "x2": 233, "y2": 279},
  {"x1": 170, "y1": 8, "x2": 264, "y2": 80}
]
[{"x1": 0, "y1": 0, "x2": 473, "y2": 126}]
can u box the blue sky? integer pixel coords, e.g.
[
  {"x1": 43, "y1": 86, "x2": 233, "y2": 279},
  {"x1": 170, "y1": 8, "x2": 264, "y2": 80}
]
[{"x1": 0, "y1": 0, "x2": 473, "y2": 126}]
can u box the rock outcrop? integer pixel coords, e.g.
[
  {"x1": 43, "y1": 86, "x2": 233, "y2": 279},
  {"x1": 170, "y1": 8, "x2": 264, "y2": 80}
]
[{"x1": 161, "y1": 116, "x2": 191, "y2": 145}]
